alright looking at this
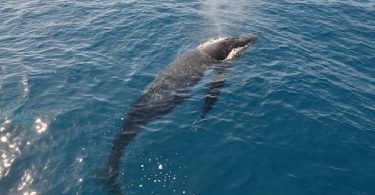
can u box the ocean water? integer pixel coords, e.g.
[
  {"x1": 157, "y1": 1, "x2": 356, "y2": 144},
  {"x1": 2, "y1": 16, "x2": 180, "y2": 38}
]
[{"x1": 0, "y1": 0, "x2": 374, "y2": 194}]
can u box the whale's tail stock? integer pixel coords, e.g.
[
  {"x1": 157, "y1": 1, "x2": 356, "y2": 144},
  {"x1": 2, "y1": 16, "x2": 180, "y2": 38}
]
[{"x1": 96, "y1": 121, "x2": 140, "y2": 194}]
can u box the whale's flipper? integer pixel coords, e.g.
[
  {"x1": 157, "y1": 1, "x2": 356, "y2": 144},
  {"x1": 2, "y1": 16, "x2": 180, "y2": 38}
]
[{"x1": 192, "y1": 64, "x2": 229, "y2": 131}]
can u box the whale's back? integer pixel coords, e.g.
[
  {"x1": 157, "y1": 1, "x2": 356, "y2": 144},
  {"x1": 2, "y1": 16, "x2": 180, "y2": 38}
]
[{"x1": 127, "y1": 50, "x2": 212, "y2": 123}]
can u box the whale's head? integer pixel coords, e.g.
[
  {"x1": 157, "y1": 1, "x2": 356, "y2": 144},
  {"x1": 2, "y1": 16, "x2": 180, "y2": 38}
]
[{"x1": 198, "y1": 36, "x2": 257, "y2": 61}]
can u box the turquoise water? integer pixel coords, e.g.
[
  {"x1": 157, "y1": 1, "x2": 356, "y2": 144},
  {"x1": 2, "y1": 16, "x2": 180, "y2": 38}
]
[{"x1": 1, "y1": 0, "x2": 374, "y2": 194}]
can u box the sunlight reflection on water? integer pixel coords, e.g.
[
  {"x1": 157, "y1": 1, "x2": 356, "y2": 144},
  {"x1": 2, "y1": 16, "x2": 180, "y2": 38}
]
[{"x1": 0, "y1": 119, "x2": 20, "y2": 179}]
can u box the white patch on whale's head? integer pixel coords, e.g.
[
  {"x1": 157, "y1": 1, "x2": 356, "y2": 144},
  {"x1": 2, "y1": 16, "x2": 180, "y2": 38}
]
[
  {"x1": 198, "y1": 36, "x2": 256, "y2": 61},
  {"x1": 197, "y1": 37, "x2": 228, "y2": 51},
  {"x1": 225, "y1": 45, "x2": 249, "y2": 60}
]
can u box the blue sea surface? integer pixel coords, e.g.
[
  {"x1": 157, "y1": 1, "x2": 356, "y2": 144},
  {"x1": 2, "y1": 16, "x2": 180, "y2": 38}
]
[{"x1": 1, "y1": 0, "x2": 374, "y2": 194}]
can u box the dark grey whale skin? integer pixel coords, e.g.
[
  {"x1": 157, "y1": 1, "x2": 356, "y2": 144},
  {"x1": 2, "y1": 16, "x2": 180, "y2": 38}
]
[{"x1": 102, "y1": 36, "x2": 256, "y2": 193}]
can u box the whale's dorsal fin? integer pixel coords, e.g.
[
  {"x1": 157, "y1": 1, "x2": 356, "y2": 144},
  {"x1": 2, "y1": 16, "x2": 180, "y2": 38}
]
[{"x1": 192, "y1": 63, "x2": 229, "y2": 131}]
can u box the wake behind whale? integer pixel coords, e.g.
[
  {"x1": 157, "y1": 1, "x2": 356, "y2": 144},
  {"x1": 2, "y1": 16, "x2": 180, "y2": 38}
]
[{"x1": 100, "y1": 36, "x2": 256, "y2": 193}]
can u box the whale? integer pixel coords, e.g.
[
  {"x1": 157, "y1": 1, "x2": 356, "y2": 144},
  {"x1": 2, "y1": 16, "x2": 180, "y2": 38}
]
[{"x1": 101, "y1": 36, "x2": 257, "y2": 193}]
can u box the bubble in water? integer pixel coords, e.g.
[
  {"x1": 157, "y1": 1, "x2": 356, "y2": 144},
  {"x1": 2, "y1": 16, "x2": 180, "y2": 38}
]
[
  {"x1": 1, "y1": 136, "x2": 7, "y2": 142},
  {"x1": 34, "y1": 119, "x2": 47, "y2": 133}
]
